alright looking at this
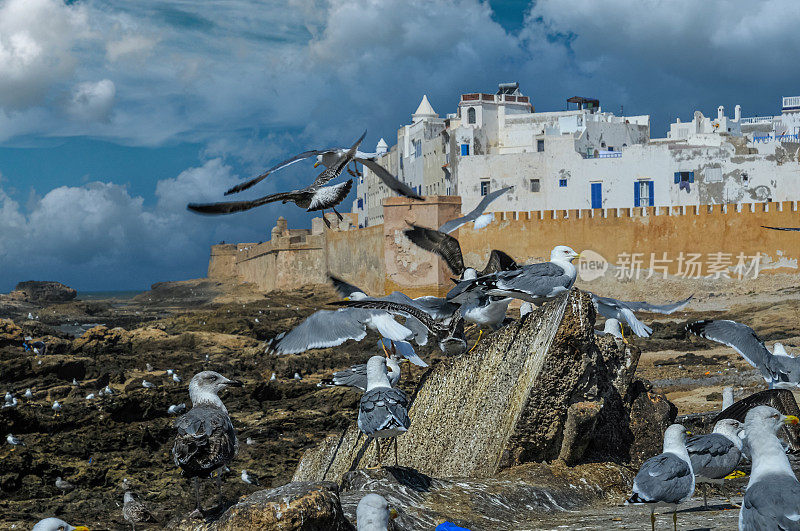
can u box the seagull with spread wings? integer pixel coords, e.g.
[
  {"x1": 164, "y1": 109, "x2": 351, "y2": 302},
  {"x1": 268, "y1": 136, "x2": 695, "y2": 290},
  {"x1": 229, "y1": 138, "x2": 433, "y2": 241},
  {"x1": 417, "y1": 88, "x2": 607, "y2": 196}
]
[
  {"x1": 188, "y1": 132, "x2": 365, "y2": 226},
  {"x1": 438, "y1": 185, "x2": 513, "y2": 234}
]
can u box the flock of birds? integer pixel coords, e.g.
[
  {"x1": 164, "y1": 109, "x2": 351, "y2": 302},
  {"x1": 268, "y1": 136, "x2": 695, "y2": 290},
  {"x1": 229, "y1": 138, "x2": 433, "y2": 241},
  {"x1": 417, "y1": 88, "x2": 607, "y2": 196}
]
[{"x1": 14, "y1": 132, "x2": 800, "y2": 530}]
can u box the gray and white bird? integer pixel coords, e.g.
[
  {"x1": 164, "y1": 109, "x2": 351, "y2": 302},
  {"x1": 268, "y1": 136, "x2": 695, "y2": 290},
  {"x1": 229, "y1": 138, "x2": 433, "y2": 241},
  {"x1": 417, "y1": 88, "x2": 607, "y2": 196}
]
[
  {"x1": 32, "y1": 518, "x2": 89, "y2": 531},
  {"x1": 715, "y1": 388, "x2": 800, "y2": 452},
  {"x1": 687, "y1": 320, "x2": 800, "y2": 389},
  {"x1": 85, "y1": 393, "x2": 95, "y2": 400},
  {"x1": 438, "y1": 186, "x2": 513, "y2": 234},
  {"x1": 189, "y1": 132, "x2": 370, "y2": 227},
  {"x1": 591, "y1": 294, "x2": 693, "y2": 338},
  {"x1": 55, "y1": 476, "x2": 75, "y2": 492},
  {"x1": 166, "y1": 369, "x2": 174, "y2": 375},
  {"x1": 447, "y1": 245, "x2": 580, "y2": 305},
  {"x1": 6, "y1": 433, "x2": 24, "y2": 447},
  {"x1": 595, "y1": 318, "x2": 624, "y2": 340},
  {"x1": 320, "y1": 352, "x2": 403, "y2": 391},
  {"x1": 167, "y1": 403, "x2": 187, "y2": 415},
  {"x1": 172, "y1": 373, "x2": 182, "y2": 384},
  {"x1": 24, "y1": 388, "x2": 33, "y2": 400},
  {"x1": 104, "y1": 385, "x2": 114, "y2": 396},
  {"x1": 686, "y1": 418, "x2": 743, "y2": 507},
  {"x1": 52, "y1": 401, "x2": 62, "y2": 413},
  {"x1": 626, "y1": 424, "x2": 695, "y2": 531},
  {"x1": 122, "y1": 479, "x2": 157, "y2": 530},
  {"x1": 293, "y1": 372, "x2": 302, "y2": 380},
  {"x1": 3, "y1": 397, "x2": 18, "y2": 408},
  {"x1": 358, "y1": 356, "x2": 411, "y2": 467},
  {"x1": 142, "y1": 380, "x2": 155, "y2": 389},
  {"x1": 172, "y1": 371, "x2": 242, "y2": 515},
  {"x1": 240, "y1": 469, "x2": 259, "y2": 485},
  {"x1": 269, "y1": 373, "x2": 277, "y2": 381},
  {"x1": 356, "y1": 493, "x2": 398, "y2": 531},
  {"x1": 738, "y1": 406, "x2": 800, "y2": 530}
]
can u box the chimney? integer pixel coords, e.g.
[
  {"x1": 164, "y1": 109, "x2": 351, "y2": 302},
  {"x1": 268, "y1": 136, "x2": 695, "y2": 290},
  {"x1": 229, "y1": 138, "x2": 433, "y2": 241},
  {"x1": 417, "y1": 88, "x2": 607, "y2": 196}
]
[
  {"x1": 717, "y1": 105, "x2": 724, "y2": 120},
  {"x1": 734, "y1": 104, "x2": 741, "y2": 121}
]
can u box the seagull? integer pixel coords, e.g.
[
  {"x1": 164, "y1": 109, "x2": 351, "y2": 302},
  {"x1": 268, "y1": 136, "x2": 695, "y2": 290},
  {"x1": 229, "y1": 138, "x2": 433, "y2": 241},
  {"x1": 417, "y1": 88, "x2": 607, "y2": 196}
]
[
  {"x1": 320, "y1": 351, "x2": 403, "y2": 391},
  {"x1": 686, "y1": 418, "x2": 743, "y2": 507},
  {"x1": 269, "y1": 373, "x2": 276, "y2": 381},
  {"x1": 240, "y1": 469, "x2": 259, "y2": 485},
  {"x1": 72, "y1": 378, "x2": 79, "y2": 386},
  {"x1": 52, "y1": 401, "x2": 62, "y2": 413},
  {"x1": 293, "y1": 372, "x2": 302, "y2": 380},
  {"x1": 332, "y1": 299, "x2": 467, "y2": 355},
  {"x1": 714, "y1": 389, "x2": 800, "y2": 452},
  {"x1": 438, "y1": 186, "x2": 513, "y2": 233},
  {"x1": 687, "y1": 320, "x2": 800, "y2": 389},
  {"x1": 85, "y1": 393, "x2": 95, "y2": 400},
  {"x1": 3, "y1": 397, "x2": 18, "y2": 408},
  {"x1": 167, "y1": 369, "x2": 174, "y2": 375},
  {"x1": 55, "y1": 476, "x2": 75, "y2": 493},
  {"x1": 167, "y1": 403, "x2": 187, "y2": 415},
  {"x1": 356, "y1": 493, "x2": 399, "y2": 531},
  {"x1": 447, "y1": 245, "x2": 580, "y2": 305},
  {"x1": 4, "y1": 391, "x2": 12, "y2": 404},
  {"x1": 172, "y1": 371, "x2": 243, "y2": 516},
  {"x1": 32, "y1": 518, "x2": 89, "y2": 531},
  {"x1": 222, "y1": 137, "x2": 423, "y2": 201},
  {"x1": 104, "y1": 385, "x2": 114, "y2": 396},
  {"x1": 358, "y1": 355, "x2": 411, "y2": 467},
  {"x1": 6, "y1": 433, "x2": 24, "y2": 447},
  {"x1": 146, "y1": 363, "x2": 153, "y2": 372},
  {"x1": 590, "y1": 294, "x2": 653, "y2": 338},
  {"x1": 595, "y1": 318, "x2": 624, "y2": 340},
  {"x1": 738, "y1": 406, "x2": 800, "y2": 529},
  {"x1": 122, "y1": 479, "x2": 157, "y2": 530},
  {"x1": 172, "y1": 374, "x2": 182, "y2": 384},
  {"x1": 24, "y1": 388, "x2": 33, "y2": 400},
  {"x1": 189, "y1": 132, "x2": 368, "y2": 227},
  {"x1": 142, "y1": 380, "x2": 155, "y2": 389},
  {"x1": 626, "y1": 424, "x2": 695, "y2": 531},
  {"x1": 246, "y1": 437, "x2": 255, "y2": 446}
]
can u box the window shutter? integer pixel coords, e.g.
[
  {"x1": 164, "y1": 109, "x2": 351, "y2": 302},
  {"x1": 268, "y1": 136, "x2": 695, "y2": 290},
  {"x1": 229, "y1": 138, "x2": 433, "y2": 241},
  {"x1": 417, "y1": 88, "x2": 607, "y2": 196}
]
[
  {"x1": 648, "y1": 181, "x2": 655, "y2": 206},
  {"x1": 674, "y1": 172, "x2": 680, "y2": 184},
  {"x1": 634, "y1": 181, "x2": 640, "y2": 207},
  {"x1": 689, "y1": 171, "x2": 695, "y2": 183}
]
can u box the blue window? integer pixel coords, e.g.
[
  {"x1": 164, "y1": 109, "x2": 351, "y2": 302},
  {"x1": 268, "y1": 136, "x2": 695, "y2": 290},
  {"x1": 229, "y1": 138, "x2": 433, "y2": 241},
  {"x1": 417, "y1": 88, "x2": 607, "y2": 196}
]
[
  {"x1": 480, "y1": 181, "x2": 490, "y2": 196},
  {"x1": 591, "y1": 182, "x2": 602, "y2": 209},
  {"x1": 559, "y1": 178, "x2": 567, "y2": 187},
  {"x1": 674, "y1": 171, "x2": 694, "y2": 184},
  {"x1": 634, "y1": 180, "x2": 655, "y2": 207},
  {"x1": 357, "y1": 198, "x2": 363, "y2": 209},
  {"x1": 414, "y1": 140, "x2": 422, "y2": 158},
  {"x1": 461, "y1": 143, "x2": 470, "y2": 156}
]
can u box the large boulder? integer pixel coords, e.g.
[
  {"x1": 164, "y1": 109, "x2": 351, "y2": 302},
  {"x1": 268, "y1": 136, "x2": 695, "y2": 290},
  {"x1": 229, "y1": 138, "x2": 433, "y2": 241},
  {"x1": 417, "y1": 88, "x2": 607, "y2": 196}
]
[
  {"x1": 12, "y1": 281, "x2": 77, "y2": 302},
  {"x1": 72, "y1": 325, "x2": 132, "y2": 355},
  {"x1": 293, "y1": 289, "x2": 664, "y2": 483},
  {"x1": 0, "y1": 318, "x2": 23, "y2": 346}
]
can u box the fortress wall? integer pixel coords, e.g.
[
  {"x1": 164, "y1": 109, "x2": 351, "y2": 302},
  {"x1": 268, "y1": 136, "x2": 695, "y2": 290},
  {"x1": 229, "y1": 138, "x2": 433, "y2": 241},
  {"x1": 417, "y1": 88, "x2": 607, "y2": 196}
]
[
  {"x1": 325, "y1": 224, "x2": 385, "y2": 295},
  {"x1": 457, "y1": 201, "x2": 800, "y2": 277},
  {"x1": 207, "y1": 244, "x2": 239, "y2": 279},
  {"x1": 234, "y1": 234, "x2": 327, "y2": 292}
]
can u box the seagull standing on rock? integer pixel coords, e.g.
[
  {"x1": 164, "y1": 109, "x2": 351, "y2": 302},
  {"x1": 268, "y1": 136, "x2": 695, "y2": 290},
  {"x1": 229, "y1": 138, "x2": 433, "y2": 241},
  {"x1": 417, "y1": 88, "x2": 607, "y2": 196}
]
[
  {"x1": 686, "y1": 419, "x2": 743, "y2": 508},
  {"x1": 6, "y1": 433, "x2": 24, "y2": 448},
  {"x1": 172, "y1": 371, "x2": 243, "y2": 517},
  {"x1": 240, "y1": 469, "x2": 259, "y2": 485},
  {"x1": 356, "y1": 493, "x2": 398, "y2": 531},
  {"x1": 122, "y1": 478, "x2": 157, "y2": 530},
  {"x1": 52, "y1": 401, "x2": 62, "y2": 414},
  {"x1": 55, "y1": 476, "x2": 75, "y2": 493},
  {"x1": 358, "y1": 356, "x2": 410, "y2": 467},
  {"x1": 142, "y1": 380, "x2": 155, "y2": 389}
]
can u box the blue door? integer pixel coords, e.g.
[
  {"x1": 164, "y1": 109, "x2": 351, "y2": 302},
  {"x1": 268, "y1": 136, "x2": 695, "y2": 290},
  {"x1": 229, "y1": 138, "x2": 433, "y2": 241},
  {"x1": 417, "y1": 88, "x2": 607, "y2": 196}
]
[{"x1": 591, "y1": 182, "x2": 602, "y2": 209}]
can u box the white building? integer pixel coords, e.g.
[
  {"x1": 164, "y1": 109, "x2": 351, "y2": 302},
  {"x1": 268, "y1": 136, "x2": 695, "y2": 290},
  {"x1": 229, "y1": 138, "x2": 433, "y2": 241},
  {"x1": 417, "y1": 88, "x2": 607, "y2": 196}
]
[{"x1": 353, "y1": 85, "x2": 800, "y2": 226}]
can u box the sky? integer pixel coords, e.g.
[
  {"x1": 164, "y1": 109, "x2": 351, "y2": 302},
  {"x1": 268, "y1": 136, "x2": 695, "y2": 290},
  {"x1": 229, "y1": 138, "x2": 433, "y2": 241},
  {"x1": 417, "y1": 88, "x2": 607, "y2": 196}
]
[{"x1": 0, "y1": 0, "x2": 799, "y2": 291}]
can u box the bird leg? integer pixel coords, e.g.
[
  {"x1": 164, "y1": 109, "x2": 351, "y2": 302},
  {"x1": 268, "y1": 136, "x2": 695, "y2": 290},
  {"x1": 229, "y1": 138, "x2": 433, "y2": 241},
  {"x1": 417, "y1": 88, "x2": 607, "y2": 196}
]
[
  {"x1": 332, "y1": 207, "x2": 344, "y2": 221},
  {"x1": 365, "y1": 438, "x2": 381, "y2": 470},
  {"x1": 650, "y1": 509, "x2": 655, "y2": 531},
  {"x1": 464, "y1": 323, "x2": 478, "y2": 335},
  {"x1": 672, "y1": 508, "x2": 677, "y2": 531},
  {"x1": 702, "y1": 483, "x2": 708, "y2": 509},
  {"x1": 381, "y1": 341, "x2": 390, "y2": 357},
  {"x1": 620, "y1": 325, "x2": 628, "y2": 344},
  {"x1": 322, "y1": 213, "x2": 332, "y2": 228},
  {"x1": 394, "y1": 437, "x2": 399, "y2": 467},
  {"x1": 467, "y1": 329, "x2": 483, "y2": 354},
  {"x1": 216, "y1": 471, "x2": 223, "y2": 507},
  {"x1": 190, "y1": 477, "x2": 204, "y2": 518}
]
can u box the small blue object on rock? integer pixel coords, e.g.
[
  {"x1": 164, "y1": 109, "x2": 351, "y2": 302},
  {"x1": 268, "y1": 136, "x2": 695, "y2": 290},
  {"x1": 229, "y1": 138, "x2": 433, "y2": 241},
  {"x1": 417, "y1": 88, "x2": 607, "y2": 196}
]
[{"x1": 436, "y1": 523, "x2": 471, "y2": 531}]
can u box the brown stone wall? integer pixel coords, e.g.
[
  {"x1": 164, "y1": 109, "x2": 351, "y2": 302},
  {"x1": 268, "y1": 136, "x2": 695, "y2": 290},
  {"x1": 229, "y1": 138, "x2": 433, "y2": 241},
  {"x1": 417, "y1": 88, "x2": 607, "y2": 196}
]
[
  {"x1": 382, "y1": 195, "x2": 462, "y2": 298},
  {"x1": 207, "y1": 244, "x2": 239, "y2": 279},
  {"x1": 325, "y1": 224, "x2": 385, "y2": 295}
]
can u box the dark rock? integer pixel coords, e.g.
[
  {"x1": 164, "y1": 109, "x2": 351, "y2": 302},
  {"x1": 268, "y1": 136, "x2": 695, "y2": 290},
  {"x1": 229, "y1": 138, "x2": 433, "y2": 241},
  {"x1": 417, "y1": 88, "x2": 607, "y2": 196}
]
[
  {"x1": 626, "y1": 380, "x2": 677, "y2": 466},
  {"x1": 72, "y1": 325, "x2": 132, "y2": 355},
  {"x1": 0, "y1": 318, "x2": 23, "y2": 347},
  {"x1": 13, "y1": 281, "x2": 77, "y2": 302}
]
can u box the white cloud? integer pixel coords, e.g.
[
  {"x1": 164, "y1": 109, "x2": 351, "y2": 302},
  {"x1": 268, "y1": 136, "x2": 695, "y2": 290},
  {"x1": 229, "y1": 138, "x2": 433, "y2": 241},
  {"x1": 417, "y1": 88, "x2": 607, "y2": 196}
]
[
  {"x1": 106, "y1": 35, "x2": 159, "y2": 63},
  {"x1": 66, "y1": 79, "x2": 116, "y2": 122},
  {"x1": 0, "y1": 0, "x2": 89, "y2": 109}
]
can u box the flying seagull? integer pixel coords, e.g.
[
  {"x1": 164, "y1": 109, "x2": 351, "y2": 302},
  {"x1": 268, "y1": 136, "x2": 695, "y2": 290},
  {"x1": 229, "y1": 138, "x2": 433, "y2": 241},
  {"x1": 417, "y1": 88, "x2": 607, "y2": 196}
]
[
  {"x1": 332, "y1": 299, "x2": 467, "y2": 355},
  {"x1": 188, "y1": 132, "x2": 364, "y2": 226},
  {"x1": 687, "y1": 320, "x2": 800, "y2": 389},
  {"x1": 626, "y1": 424, "x2": 695, "y2": 531},
  {"x1": 358, "y1": 355, "x2": 411, "y2": 467},
  {"x1": 438, "y1": 186, "x2": 513, "y2": 234},
  {"x1": 686, "y1": 418, "x2": 743, "y2": 508},
  {"x1": 590, "y1": 294, "x2": 653, "y2": 338},
  {"x1": 172, "y1": 371, "x2": 243, "y2": 516},
  {"x1": 223, "y1": 140, "x2": 423, "y2": 201},
  {"x1": 762, "y1": 225, "x2": 800, "y2": 231},
  {"x1": 714, "y1": 388, "x2": 800, "y2": 452},
  {"x1": 447, "y1": 245, "x2": 579, "y2": 305},
  {"x1": 738, "y1": 406, "x2": 800, "y2": 530}
]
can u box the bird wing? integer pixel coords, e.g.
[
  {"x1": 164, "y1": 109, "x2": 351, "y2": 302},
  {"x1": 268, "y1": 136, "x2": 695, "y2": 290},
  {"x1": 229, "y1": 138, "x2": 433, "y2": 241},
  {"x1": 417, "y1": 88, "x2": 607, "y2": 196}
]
[
  {"x1": 358, "y1": 158, "x2": 424, "y2": 200},
  {"x1": 686, "y1": 433, "x2": 740, "y2": 478},
  {"x1": 172, "y1": 405, "x2": 237, "y2": 476},
  {"x1": 714, "y1": 389, "x2": 800, "y2": 452},
  {"x1": 358, "y1": 387, "x2": 410, "y2": 436},
  {"x1": 269, "y1": 309, "x2": 371, "y2": 354},
  {"x1": 620, "y1": 295, "x2": 693, "y2": 314},
  {"x1": 762, "y1": 225, "x2": 800, "y2": 231},
  {"x1": 329, "y1": 364, "x2": 368, "y2": 390},
  {"x1": 328, "y1": 274, "x2": 367, "y2": 298},
  {"x1": 224, "y1": 149, "x2": 336, "y2": 195},
  {"x1": 438, "y1": 186, "x2": 512, "y2": 234},
  {"x1": 187, "y1": 190, "x2": 304, "y2": 215},
  {"x1": 590, "y1": 293, "x2": 653, "y2": 336},
  {"x1": 483, "y1": 262, "x2": 571, "y2": 300},
  {"x1": 631, "y1": 453, "x2": 693, "y2": 504},
  {"x1": 409, "y1": 296, "x2": 459, "y2": 320},
  {"x1": 479, "y1": 249, "x2": 519, "y2": 276},
  {"x1": 403, "y1": 224, "x2": 464, "y2": 276},
  {"x1": 686, "y1": 320, "x2": 788, "y2": 383},
  {"x1": 741, "y1": 477, "x2": 800, "y2": 530},
  {"x1": 310, "y1": 131, "x2": 365, "y2": 188},
  {"x1": 306, "y1": 180, "x2": 353, "y2": 211},
  {"x1": 330, "y1": 299, "x2": 446, "y2": 337}
]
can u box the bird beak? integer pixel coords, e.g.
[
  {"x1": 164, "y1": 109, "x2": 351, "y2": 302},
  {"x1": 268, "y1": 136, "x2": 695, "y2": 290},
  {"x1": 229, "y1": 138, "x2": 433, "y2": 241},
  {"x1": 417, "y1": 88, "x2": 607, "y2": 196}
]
[
  {"x1": 75, "y1": 527, "x2": 90, "y2": 531},
  {"x1": 226, "y1": 379, "x2": 244, "y2": 387},
  {"x1": 684, "y1": 430, "x2": 693, "y2": 436},
  {"x1": 389, "y1": 508, "x2": 399, "y2": 520},
  {"x1": 314, "y1": 161, "x2": 320, "y2": 168},
  {"x1": 574, "y1": 252, "x2": 581, "y2": 258},
  {"x1": 784, "y1": 415, "x2": 799, "y2": 425}
]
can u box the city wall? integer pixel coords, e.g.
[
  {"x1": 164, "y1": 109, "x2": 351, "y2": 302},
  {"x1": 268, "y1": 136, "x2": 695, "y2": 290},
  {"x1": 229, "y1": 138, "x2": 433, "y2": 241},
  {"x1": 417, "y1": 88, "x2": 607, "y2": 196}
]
[{"x1": 207, "y1": 198, "x2": 800, "y2": 296}]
